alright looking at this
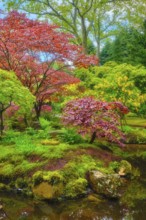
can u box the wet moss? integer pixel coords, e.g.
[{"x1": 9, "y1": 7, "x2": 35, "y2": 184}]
[
  {"x1": 32, "y1": 170, "x2": 64, "y2": 186},
  {"x1": 33, "y1": 182, "x2": 64, "y2": 200},
  {"x1": 0, "y1": 163, "x2": 15, "y2": 177},
  {"x1": 64, "y1": 178, "x2": 88, "y2": 198}
]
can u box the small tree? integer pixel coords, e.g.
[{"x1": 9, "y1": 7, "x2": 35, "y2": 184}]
[
  {"x1": 0, "y1": 69, "x2": 35, "y2": 136},
  {"x1": 62, "y1": 97, "x2": 129, "y2": 146}
]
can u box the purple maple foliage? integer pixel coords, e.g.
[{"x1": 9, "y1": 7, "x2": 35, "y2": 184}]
[{"x1": 62, "y1": 97, "x2": 129, "y2": 146}]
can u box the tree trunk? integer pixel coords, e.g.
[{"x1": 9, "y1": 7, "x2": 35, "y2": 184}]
[
  {"x1": 23, "y1": 115, "x2": 28, "y2": 127},
  {"x1": 90, "y1": 131, "x2": 96, "y2": 144},
  {"x1": 81, "y1": 17, "x2": 88, "y2": 54},
  {"x1": 34, "y1": 103, "x2": 41, "y2": 119},
  {"x1": 33, "y1": 103, "x2": 41, "y2": 129}
]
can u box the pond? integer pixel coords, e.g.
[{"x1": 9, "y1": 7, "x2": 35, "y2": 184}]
[{"x1": 1, "y1": 145, "x2": 146, "y2": 220}]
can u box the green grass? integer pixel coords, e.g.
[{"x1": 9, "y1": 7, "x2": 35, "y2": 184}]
[{"x1": 126, "y1": 117, "x2": 146, "y2": 127}]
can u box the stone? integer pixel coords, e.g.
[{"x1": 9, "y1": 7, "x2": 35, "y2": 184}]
[
  {"x1": 33, "y1": 182, "x2": 63, "y2": 200},
  {"x1": 88, "y1": 170, "x2": 124, "y2": 198}
]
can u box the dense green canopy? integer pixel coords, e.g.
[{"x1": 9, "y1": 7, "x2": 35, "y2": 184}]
[{"x1": 0, "y1": 69, "x2": 35, "y2": 135}]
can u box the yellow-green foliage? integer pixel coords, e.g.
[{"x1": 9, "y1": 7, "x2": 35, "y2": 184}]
[
  {"x1": 95, "y1": 74, "x2": 143, "y2": 110},
  {"x1": 62, "y1": 82, "x2": 96, "y2": 106},
  {"x1": 92, "y1": 63, "x2": 145, "y2": 111},
  {"x1": 74, "y1": 62, "x2": 146, "y2": 112},
  {"x1": 0, "y1": 69, "x2": 35, "y2": 114}
]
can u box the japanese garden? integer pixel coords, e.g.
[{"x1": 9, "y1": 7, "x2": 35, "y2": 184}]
[{"x1": 0, "y1": 0, "x2": 146, "y2": 219}]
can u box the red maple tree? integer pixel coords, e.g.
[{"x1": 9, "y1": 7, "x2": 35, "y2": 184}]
[
  {"x1": 62, "y1": 97, "x2": 129, "y2": 146},
  {"x1": 0, "y1": 11, "x2": 98, "y2": 118}
]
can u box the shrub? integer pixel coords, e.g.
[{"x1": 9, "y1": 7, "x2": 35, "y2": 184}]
[{"x1": 39, "y1": 117, "x2": 52, "y2": 130}]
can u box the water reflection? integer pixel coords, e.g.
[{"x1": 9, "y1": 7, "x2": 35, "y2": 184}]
[
  {"x1": 1, "y1": 192, "x2": 146, "y2": 220},
  {"x1": 1, "y1": 146, "x2": 146, "y2": 220}
]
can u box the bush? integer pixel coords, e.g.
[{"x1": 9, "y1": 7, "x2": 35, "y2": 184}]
[
  {"x1": 25, "y1": 127, "x2": 37, "y2": 136},
  {"x1": 39, "y1": 117, "x2": 52, "y2": 130}
]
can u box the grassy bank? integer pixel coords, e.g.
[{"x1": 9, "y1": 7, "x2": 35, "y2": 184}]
[{"x1": 0, "y1": 116, "x2": 146, "y2": 199}]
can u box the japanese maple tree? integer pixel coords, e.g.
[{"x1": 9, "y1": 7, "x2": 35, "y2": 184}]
[
  {"x1": 0, "y1": 11, "x2": 98, "y2": 118},
  {"x1": 62, "y1": 97, "x2": 129, "y2": 146}
]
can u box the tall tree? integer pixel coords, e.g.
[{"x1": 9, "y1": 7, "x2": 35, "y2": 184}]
[
  {"x1": 4, "y1": 0, "x2": 146, "y2": 61},
  {"x1": 3, "y1": 0, "x2": 127, "y2": 59},
  {"x1": 100, "y1": 26, "x2": 146, "y2": 66},
  {"x1": 0, "y1": 11, "x2": 98, "y2": 118}
]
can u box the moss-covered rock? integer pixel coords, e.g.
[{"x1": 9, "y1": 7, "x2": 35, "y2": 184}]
[
  {"x1": 32, "y1": 170, "x2": 64, "y2": 200},
  {"x1": 64, "y1": 178, "x2": 88, "y2": 198},
  {"x1": 33, "y1": 182, "x2": 64, "y2": 200},
  {"x1": 88, "y1": 170, "x2": 124, "y2": 198}
]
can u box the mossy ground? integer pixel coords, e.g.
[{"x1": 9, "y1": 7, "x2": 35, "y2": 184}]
[
  {"x1": 0, "y1": 129, "x2": 122, "y2": 198},
  {"x1": 0, "y1": 116, "x2": 146, "y2": 199}
]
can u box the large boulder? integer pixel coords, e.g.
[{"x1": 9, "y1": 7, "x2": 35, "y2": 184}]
[{"x1": 88, "y1": 171, "x2": 125, "y2": 198}]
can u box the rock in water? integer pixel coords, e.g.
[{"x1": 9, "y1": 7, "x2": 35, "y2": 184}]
[{"x1": 88, "y1": 171, "x2": 124, "y2": 198}]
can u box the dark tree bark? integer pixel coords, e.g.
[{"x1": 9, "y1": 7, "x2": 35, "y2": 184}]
[{"x1": 90, "y1": 131, "x2": 96, "y2": 144}]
